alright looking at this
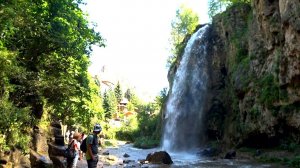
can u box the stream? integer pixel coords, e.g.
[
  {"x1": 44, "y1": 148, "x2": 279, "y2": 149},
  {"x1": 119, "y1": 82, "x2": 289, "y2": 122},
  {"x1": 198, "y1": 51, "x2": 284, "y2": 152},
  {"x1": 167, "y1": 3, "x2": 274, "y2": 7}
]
[{"x1": 100, "y1": 142, "x2": 281, "y2": 168}]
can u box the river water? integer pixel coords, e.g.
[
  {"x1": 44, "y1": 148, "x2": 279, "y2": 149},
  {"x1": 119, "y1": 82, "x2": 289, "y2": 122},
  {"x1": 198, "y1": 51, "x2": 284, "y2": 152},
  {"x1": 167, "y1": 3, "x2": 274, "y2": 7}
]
[{"x1": 103, "y1": 142, "x2": 278, "y2": 168}]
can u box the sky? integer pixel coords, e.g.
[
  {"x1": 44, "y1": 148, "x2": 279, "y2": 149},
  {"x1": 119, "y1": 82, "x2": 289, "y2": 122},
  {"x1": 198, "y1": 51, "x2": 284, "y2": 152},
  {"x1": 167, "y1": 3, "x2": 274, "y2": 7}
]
[{"x1": 83, "y1": 0, "x2": 209, "y2": 101}]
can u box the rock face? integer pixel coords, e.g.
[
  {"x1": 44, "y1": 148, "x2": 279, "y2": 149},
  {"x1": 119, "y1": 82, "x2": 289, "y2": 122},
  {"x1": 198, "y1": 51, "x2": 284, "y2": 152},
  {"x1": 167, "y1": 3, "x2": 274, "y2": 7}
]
[
  {"x1": 48, "y1": 122, "x2": 67, "y2": 168},
  {"x1": 205, "y1": 0, "x2": 300, "y2": 148},
  {"x1": 168, "y1": 0, "x2": 299, "y2": 149},
  {"x1": 30, "y1": 150, "x2": 53, "y2": 168}
]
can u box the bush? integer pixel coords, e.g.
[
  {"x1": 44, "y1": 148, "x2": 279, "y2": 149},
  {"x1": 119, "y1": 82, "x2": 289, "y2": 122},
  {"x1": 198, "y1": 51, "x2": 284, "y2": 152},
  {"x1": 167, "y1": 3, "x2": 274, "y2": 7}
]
[
  {"x1": 287, "y1": 155, "x2": 300, "y2": 168},
  {"x1": 133, "y1": 136, "x2": 160, "y2": 149}
]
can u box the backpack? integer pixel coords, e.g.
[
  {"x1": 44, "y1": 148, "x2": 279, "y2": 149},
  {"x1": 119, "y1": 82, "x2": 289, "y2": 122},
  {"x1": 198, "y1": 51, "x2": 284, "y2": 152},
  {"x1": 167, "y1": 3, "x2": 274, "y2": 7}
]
[
  {"x1": 80, "y1": 135, "x2": 96, "y2": 153},
  {"x1": 64, "y1": 140, "x2": 76, "y2": 159},
  {"x1": 80, "y1": 137, "x2": 87, "y2": 153}
]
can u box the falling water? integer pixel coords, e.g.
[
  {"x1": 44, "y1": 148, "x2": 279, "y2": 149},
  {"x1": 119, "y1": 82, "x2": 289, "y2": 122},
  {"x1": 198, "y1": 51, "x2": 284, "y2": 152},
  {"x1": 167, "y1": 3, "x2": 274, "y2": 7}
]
[{"x1": 162, "y1": 25, "x2": 210, "y2": 152}]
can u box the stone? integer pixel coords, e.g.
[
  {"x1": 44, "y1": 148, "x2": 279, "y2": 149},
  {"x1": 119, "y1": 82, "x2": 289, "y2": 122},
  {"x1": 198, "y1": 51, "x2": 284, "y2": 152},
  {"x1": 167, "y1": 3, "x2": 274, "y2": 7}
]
[
  {"x1": 30, "y1": 150, "x2": 53, "y2": 168},
  {"x1": 50, "y1": 127, "x2": 62, "y2": 137},
  {"x1": 48, "y1": 143, "x2": 66, "y2": 157},
  {"x1": 49, "y1": 156, "x2": 66, "y2": 168},
  {"x1": 32, "y1": 127, "x2": 49, "y2": 154},
  {"x1": 146, "y1": 151, "x2": 173, "y2": 164},
  {"x1": 123, "y1": 153, "x2": 130, "y2": 158},
  {"x1": 224, "y1": 150, "x2": 236, "y2": 159},
  {"x1": 54, "y1": 135, "x2": 65, "y2": 146},
  {"x1": 199, "y1": 147, "x2": 219, "y2": 157},
  {"x1": 102, "y1": 151, "x2": 109, "y2": 155}
]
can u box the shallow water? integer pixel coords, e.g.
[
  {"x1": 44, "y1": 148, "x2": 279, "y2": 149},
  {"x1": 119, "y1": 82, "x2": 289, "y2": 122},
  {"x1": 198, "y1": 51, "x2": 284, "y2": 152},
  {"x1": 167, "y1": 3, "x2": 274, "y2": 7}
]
[{"x1": 104, "y1": 143, "x2": 279, "y2": 168}]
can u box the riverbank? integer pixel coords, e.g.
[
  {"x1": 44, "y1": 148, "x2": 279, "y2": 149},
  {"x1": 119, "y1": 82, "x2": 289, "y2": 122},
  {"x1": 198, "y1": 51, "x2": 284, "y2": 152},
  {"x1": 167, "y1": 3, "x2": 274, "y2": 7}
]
[{"x1": 96, "y1": 140, "x2": 296, "y2": 168}]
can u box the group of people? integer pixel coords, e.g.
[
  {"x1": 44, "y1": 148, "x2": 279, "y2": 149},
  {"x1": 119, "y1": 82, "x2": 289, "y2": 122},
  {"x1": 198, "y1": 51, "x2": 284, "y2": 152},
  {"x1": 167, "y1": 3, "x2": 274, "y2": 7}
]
[{"x1": 66, "y1": 124, "x2": 102, "y2": 168}]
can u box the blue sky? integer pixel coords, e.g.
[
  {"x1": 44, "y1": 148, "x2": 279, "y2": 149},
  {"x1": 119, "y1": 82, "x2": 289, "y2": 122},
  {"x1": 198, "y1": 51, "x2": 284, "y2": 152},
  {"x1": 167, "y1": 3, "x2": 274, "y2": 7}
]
[{"x1": 83, "y1": 0, "x2": 209, "y2": 101}]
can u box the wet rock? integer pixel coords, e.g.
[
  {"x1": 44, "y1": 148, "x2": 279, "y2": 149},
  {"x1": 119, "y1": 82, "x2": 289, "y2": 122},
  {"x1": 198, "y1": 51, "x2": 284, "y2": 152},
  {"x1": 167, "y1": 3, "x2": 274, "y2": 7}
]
[
  {"x1": 199, "y1": 147, "x2": 220, "y2": 157},
  {"x1": 123, "y1": 159, "x2": 134, "y2": 164},
  {"x1": 255, "y1": 149, "x2": 262, "y2": 156},
  {"x1": 146, "y1": 151, "x2": 173, "y2": 164},
  {"x1": 224, "y1": 150, "x2": 236, "y2": 159},
  {"x1": 138, "y1": 159, "x2": 148, "y2": 164},
  {"x1": 123, "y1": 153, "x2": 130, "y2": 158},
  {"x1": 102, "y1": 151, "x2": 109, "y2": 155}
]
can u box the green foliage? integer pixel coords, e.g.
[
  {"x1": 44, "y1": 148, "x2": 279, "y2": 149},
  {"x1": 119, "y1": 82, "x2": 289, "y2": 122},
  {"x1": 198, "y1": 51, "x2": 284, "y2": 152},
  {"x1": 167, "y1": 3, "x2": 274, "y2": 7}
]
[
  {"x1": 124, "y1": 88, "x2": 133, "y2": 102},
  {"x1": 134, "y1": 136, "x2": 160, "y2": 149},
  {"x1": 0, "y1": 98, "x2": 31, "y2": 152},
  {"x1": 116, "y1": 115, "x2": 139, "y2": 142},
  {"x1": 112, "y1": 92, "x2": 164, "y2": 148},
  {"x1": 0, "y1": 0, "x2": 105, "y2": 151},
  {"x1": 168, "y1": 5, "x2": 199, "y2": 67},
  {"x1": 287, "y1": 155, "x2": 300, "y2": 168},
  {"x1": 155, "y1": 87, "x2": 168, "y2": 107},
  {"x1": 114, "y1": 81, "x2": 123, "y2": 104},
  {"x1": 102, "y1": 89, "x2": 118, "y2": 119},
  {"x1": 208, "y1": 0, "x2": 251, "y2": 19},
  {"x1": 257, "y1": 74, "x2": 280, "y2": 107},
  {"x1": 249, "y1": 105, "x2": 260, "y2": 119},
  {"x1": 0, "y1": 48, "x2": 32, "y2": 152}
]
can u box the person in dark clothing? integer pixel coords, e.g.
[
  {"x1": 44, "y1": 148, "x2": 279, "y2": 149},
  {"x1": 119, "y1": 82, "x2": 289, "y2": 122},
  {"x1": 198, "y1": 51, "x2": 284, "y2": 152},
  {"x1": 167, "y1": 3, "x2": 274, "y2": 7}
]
[{"x1": 86, "y1": 124, "x2": 101, "y2": 168}]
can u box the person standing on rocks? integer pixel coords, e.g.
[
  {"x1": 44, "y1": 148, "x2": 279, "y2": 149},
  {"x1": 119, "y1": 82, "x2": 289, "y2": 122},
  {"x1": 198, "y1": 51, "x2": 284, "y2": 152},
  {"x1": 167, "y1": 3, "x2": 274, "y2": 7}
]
[{"x1": 86, "y1": 124, "x2": 102, "y2": 168}]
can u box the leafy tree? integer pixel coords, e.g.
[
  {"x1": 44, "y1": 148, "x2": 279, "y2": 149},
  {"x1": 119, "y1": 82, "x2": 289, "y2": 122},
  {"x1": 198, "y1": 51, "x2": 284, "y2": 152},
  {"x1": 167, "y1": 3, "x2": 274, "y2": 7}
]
[
  {"x1": 167, "y1": 5, "x2": 199, "y2": 67},
  {"x1": 124, "y1": 88, "x2": 133, "y2": 102},
  {"x1": 208, "y1": 0, "x2": 251, "y2": 19},
  {"x1": 0, "y1": 0, "x2": 105, "y2": 151},
  {"x1": 114, "y1": 81, "x2": 123, "y2": 104},
  {"x1": 0, "y1": 48, "x2": 31, "y2": 152},
  {"x1": 155, "y1": 87, "x2": 168, "y2": 107},
  {"x1": 102, "y1": 89, "x2": 118, "y2": 119}
]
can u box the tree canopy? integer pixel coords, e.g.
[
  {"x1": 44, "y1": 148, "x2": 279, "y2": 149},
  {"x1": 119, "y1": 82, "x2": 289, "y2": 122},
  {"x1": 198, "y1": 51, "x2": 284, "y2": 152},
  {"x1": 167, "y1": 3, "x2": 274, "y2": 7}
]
[
  {"x1": 208, "y1": 0, "x2": 251, "y2": 19},
  {"x1": 167, "y1": 5, "x2": 199, "y2": 67},
  {"x1": 0, "y1": 0, "x2": 105, "y2": 151}
]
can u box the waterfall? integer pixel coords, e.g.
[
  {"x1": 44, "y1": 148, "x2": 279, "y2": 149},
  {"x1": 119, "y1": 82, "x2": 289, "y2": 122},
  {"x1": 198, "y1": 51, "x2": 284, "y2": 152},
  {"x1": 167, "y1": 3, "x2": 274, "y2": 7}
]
[{"x1": 162, "y1": 25, "x2": 210, "y2": 152}]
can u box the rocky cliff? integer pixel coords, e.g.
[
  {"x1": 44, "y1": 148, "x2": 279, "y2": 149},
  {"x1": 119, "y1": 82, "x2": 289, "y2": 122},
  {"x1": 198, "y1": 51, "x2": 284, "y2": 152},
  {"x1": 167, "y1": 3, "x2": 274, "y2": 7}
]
[
  {"x1": 168, "y1": 0, "x2": 299, "y2": 149},
  {"x1": 207, "y1": 0, "x2": 300, "y2": 148}
]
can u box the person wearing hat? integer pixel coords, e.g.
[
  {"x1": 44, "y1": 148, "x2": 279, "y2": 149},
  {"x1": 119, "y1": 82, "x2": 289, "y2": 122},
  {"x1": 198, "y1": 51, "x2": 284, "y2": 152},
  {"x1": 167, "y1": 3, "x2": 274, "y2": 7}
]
[{"x1": 86, "y1": 124, "x2": 102, "y2": 168}]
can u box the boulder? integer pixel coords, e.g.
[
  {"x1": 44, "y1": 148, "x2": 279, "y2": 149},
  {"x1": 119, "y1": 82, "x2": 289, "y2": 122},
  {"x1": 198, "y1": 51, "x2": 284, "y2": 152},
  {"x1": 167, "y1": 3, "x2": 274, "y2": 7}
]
[
  {"x1": 224, "y1": 150, "x2": 236, "y2": 159},
  {"x1": 123, "y1": 153, "x2": 130, "y2": 158},
  {"x1": 32, "y1": 127, "x2": 49, "y2": 154},
  {"x1": 49, "y1": 156, "x2": 66, "y2": 168},
  {"x1": 50, "y1": 127, "x2": 62, "y2": 137},
  {"x1": 30, "y1": 150, "x2": 53, "y2": 168},
  {"x1": 54, "y1": 135, "x2": 65, "y2": 146},
  {"x1": 102, "y1": 151, "x2": 109, "y2": 155},
  {"x1": 48, "y1": 143, "x2": 66, "y2": 157},
  {"x1": 146, "y1": 151, "x2": 173, "y2": 164},
  {"x1": 199, "y1": 147, "x2": 220, "y2": 157}
]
